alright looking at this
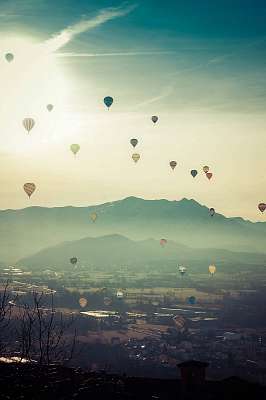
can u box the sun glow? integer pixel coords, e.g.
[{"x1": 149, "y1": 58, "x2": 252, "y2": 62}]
[{"x1": 0, "y1": 36, "x2": 72, "y2": 154}]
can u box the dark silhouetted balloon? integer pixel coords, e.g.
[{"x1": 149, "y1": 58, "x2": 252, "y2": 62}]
[
  {"x1": 258, "y1": 203, "x2": 266, "y2": 213},
  {"x1": 170, "y1": 161, "x2": 177, "y2": 170},
  {"x1": 210, "y1": 208, "x2": 215, "y2": 217},
  {"x1": 47, "y1": 104, "x2": 54, "y2": 112},
  {"x1": 70, "y1": 257, "x2": 78, "y2": 266},
  {"x1": 191, "y1": 170, "x2": 198, "y2": 178},
  {"x1": 206, "y1": 172, "x2": 213, "y2": 180},
  {"x1": 104, "y1": 96, "x2": 113, "y2": 109},
  {"x1": 130, "y1": 138, "x2": 138, "y2": 148},
  {"x1": 5, "y1": 53, "x2": 14, "y2": 63},
  {"x1": 151, "y1": 116, "x2": 158, "y2": 124}
]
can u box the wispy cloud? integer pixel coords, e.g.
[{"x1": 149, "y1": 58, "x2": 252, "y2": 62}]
[
  {"x1": 44, "y1": 3, "x2": 137, "y2": 53},
  {"x1": 57, "y1": 51, "x2": 176, "y2": 58}
]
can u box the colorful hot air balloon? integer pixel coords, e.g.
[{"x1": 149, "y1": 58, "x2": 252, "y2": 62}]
[
  {"x1": 132, "y1": 153, "x2": 140, "y2": 163},
  {"x1": 23, "y1": 183, "x2": 36, "y2": 198},
  {"x1": 209, "y1": 208, "x2": 215, "y2": 217},
  {"x1": 23, "y1": 118, "x2": 35, "y2": 134},
  {"x1": 191, "y1": 170, "x2": 198, "y2": 178},
  {"x1": 79, "y1": 298, "x2": 87, "y2": 308},
  {"x1": 130, "y1": 138, "x2": 138, "y2": 148},
  {"x1": 188, "y1": 296, "x2": 196, "y2": 305},
  {"x1": 160, "y1": 239, "x2": 167, "y2": 247},
  {"x1": 5, "y1": 53, "x2": 14, "y2": 63},
  {"x1": 70, "y1": 257, "x2": 78, "y2": 266},
  {"x1": 90, "y1": 212, "x2": 97, "y2": 223},
  {"x1": 169, "y1": 161, "x2": 177, "y2": 170},
  {"x1": 209, "y1": 265, "x2": 216, "y2": 275},
  {"x1": 206, "y1": 172, "x2": 213, "y2": 180},
  {"x1": 47, "y1": 104, "x2": 54, "y2": 112},
  {"x1": 203, "y1": 166, "x2": 209, "y2": 173},
  {"x1": 104, "y1": 96, "x2": 113, "y2": 109},
  {"x1": 70, "y1": 144, "x2": 80, "y2": 156},
  {"x1": 258, "y1": 203, "x2": 266, "y2": 213},
  {"x1": 151, "y1": 116, "x2": 158, "y2": 124}
]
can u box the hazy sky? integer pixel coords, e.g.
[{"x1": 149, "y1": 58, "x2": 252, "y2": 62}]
[{"x1": 0, "y1": 0, "x2": 266, "y2": 220}]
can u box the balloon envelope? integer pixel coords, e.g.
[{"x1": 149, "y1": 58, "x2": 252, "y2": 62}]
[
  {"x1": 104, "y1": 96, "x2": 113, "y2": 108},
  {"x1": 47, "y1": 104, "x2": 54, "y2": 112},
  {"x1": 206, "y1": 172, "x2": 213, "y2": 180},
  {"x1": 70, "y1": 257, "x2": 78, "y2": 265},
  {"x1": 151, "y1": 116, "x2": 158, "y2": 124},
  {"x1": 23, "y1": 183, "x2": 36, "y2": 198},
  {"x1": 132, "y1": 153, "x2": 140, "y2": 163},
  {"x1": 191, "y1": 170, "x2": 198, "y2": 178},
  {"x1": 70, "y1": 144, "x2": 80, "y2": 155},
  {"x1": 130, "y1": 138, "x2": 138, "y2": 148},
  {"x1": 258, "y1": 203, "x2": 266, "y2": 213},
  {"x1": 178, "y1": 265, "x2": 186, "y2": 275},
  {"x1": 90, "y1": 212, "x2": 97, "y2": 223},
  {"x1": 209, "y1": 265, "x2": 216, "y2": 275},
  {"x1": 210, "y1": 208, "x2": 215, "y2": 217},
  {"x1": 5, "y1": 53, "x2": 14, "y2": 62},
  {"x1": 117, "y1": 290, "x2": 124, "y2": 299},
  {"x1": 188, "y1": 296, "x2": 196, "y2": 305},
  {"x1": 23, "y1": 118, "x2": 35, "y2": 133},
  {"x1": 203, "y1": 166, "x2": 209, "y2": 173},
  {"x1": 79, "y1": 298, "x2": 87, "y2": 308},
  {"x1": 169, "y1": 161, "x2": 177, "y2": 170},
  {"x1": 160, "y1": 239, "x2": 167, "y2": 247}
]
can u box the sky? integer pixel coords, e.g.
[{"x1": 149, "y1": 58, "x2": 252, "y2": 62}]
[{"x1": 0, "y1": 0, "x2": 266, "y2": 220}]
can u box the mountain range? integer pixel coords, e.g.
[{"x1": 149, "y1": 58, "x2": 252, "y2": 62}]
[
  {"x1": 18, "y1": 234, "x2": 266, "y2": 272},
  {"x1": 0, "y1": 196, "x2": 266, "y2": 264}
]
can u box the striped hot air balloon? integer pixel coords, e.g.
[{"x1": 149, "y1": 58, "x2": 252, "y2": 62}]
[
  {"x1": 79, "y1": 298, "x2": 87, "y2": 308},
  {"x1": 23, "y1": 118, "x2": 35, "y2": 133},
  {"x1": 23, "y1": 183, "x2": 36, "y2": 198}
]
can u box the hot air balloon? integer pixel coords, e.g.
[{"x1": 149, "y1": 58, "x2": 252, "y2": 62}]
[
  {"x1": 258, "y1": 203, "x2": 266, "y2": 213},
  {"x1": 23, "y1": 183, "x2": 36, "y2": 198},
  {"x1": 203, "y1": 166, "x2": 209, "y2": 174},
  {"x1": 104, "y1": 96, "x2": 113, "y2": 109},
  {"x1": 70, "y1": 257, "x2": 78, "y2": 266},
  {"x1": 188, "y1": 296, "x2": 196, "y2": 305},
  {"x1": 79, "y1": 298, "x2": 87, "y2": 308},
  {"x1": 209, "y1": 265, "x2": 216, "y2": 276},
  {"x1": 178, "y1": 265, "x2": 187, "y2": 276},
  {"x1": 23, "y1": 118, "x2": 35, "y2": 134},
  {"x1": 90, "y1": 212, "x2": 97, "y2": 223},
  {"x1": 209, "y1": 208, "x2": 215, "y2": 217},
  {"x1": 116, "y1": 290, "x2": 124, "y2": 299},
  {"x1": 160, "y1": 239, "x2": 167, "y2": 247},
  {"x1": 132, "y1": 153, "x2": 140, "y2": 163},
  {"x1": 130, "y1": 138, "x2": 138, "y2": 148},
  {"x1": 47, "y1": 104, "x2": 54, "y2": 112},
  {"x1": 169, "y1": 161, "x2": 177, "y2": 170},
  {"x1": 5, "y1": 53, "x2": 14, "y2": 63},
  {"x1": 151, "y1": 116, "x2": 158, "y2": 124},
  {"x1": 70, "y1": 144, "x2": 80, "y2": 156},
  {"x1": 191, "y1": 170, "x2": 198, "y2": 178},
  {"x1": 206, "y1": 172, "x2": 213, "y2": 180}
]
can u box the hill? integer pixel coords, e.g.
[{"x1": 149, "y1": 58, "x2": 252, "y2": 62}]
[
  {"x1": 18, "y1": 234, "x2": 266, "y2": 271},
  {"x1": 1, "y1": 196, "x2": 266, "y2": 263}
]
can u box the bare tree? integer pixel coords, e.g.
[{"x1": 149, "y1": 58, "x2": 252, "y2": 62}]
[
  {"x1": 0, "y1": 281, "x2": 12, "y2": 354},
  {"x1": 17, "y1": 292, "x2": 76, "y2": 365}
]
